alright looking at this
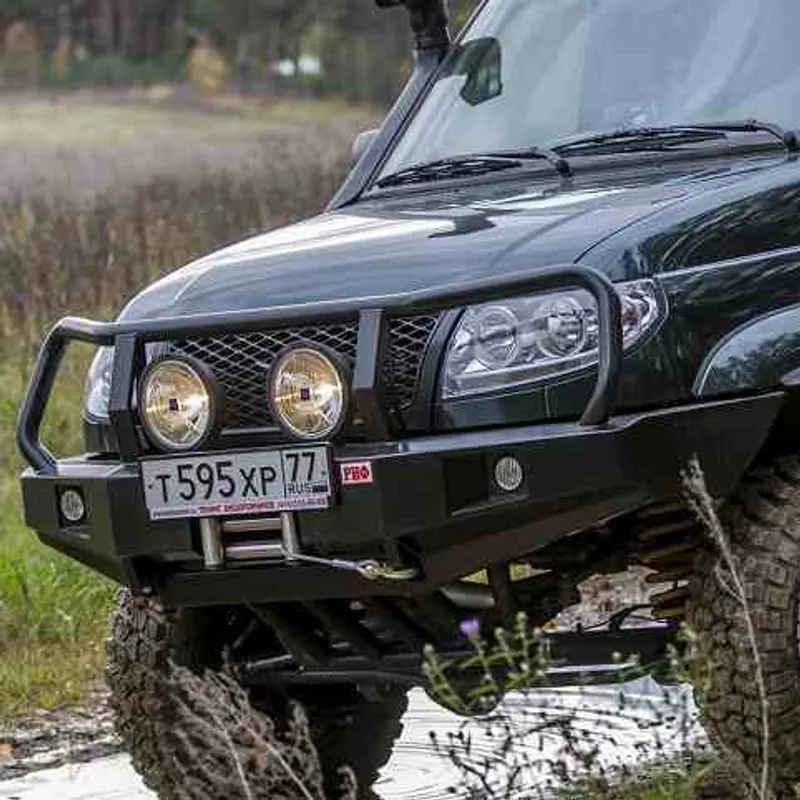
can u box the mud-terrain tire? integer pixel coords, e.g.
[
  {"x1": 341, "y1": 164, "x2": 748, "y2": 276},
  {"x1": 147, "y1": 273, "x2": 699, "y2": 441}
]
[
  {"x1": 106, "y1": 589, "x2": 405, "y2": 799},
  {"x1": 299, "y1": 686, "x2": 408, "y2": 799},
  {"x1": 688, "y1": 456, "x2": 800, "y2": 800},
  {"x1": 106, "y1": 590, "x2": 232, "y2": 797}
]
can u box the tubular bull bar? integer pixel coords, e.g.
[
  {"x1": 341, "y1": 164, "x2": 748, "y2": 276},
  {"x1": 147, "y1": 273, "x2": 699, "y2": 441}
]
[{"x1": 18, "y1": 265, "x2": 624, "y2": 476}]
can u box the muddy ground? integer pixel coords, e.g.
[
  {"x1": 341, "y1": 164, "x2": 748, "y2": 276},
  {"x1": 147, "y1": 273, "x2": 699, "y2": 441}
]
[
  {"x1": 0, "y1": 686, "x2": 118, "y2": 780},
  {"x1": 0, "y1": 568, "x2": 665, "y2": 782}
]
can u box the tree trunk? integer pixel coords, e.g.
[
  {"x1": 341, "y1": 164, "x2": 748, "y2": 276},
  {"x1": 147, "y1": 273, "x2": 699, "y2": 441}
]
[{"x1": 96, "y1": 0, "x2": 114, "y2": 53}]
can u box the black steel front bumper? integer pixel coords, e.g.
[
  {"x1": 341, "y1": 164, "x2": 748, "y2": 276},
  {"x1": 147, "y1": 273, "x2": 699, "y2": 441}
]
[
  {"x1": 20, "y1": 392, "x2": 783, "y2": 607},
  {"x1": 17, "y1": 266, "x2": 785, "y2": 608}
]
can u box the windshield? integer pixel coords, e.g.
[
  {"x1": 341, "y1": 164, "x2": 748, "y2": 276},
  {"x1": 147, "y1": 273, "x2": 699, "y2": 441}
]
[{"x1": 379, "y1": 0, "x2": 800, "y2": 179}]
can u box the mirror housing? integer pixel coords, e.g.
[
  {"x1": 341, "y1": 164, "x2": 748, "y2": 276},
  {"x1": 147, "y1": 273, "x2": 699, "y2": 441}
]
[
  {"x1": 351, "y1": 128, "x2": 379, "y2": 165},
  {"x1": 442, "y1": 38, "x2": 503, "y2": 106},
  {"x1": 375, "y1": 0, "x2": 450, "y2": 55}
]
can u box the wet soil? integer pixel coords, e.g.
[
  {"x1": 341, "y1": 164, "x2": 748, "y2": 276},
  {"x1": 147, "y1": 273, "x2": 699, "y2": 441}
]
[
  {"x1": 0, "y1": 568, "x2": 670, "y2": 785},
  {"x1": 0, "y1": 688, "x2": 119, "y2": 781}
]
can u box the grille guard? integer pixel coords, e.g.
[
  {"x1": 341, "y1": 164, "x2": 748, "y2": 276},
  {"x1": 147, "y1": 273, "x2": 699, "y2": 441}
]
[{"x1": 18, "y1": 265, "x2": 623, "y2": 476}]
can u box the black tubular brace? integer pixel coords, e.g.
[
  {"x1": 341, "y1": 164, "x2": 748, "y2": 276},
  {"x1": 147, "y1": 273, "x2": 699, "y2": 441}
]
[{"x1": 375, "y1": 0, "x2": 450, "y2": 53}]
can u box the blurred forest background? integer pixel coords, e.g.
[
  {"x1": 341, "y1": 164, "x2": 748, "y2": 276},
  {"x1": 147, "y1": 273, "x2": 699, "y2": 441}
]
[{"x1": 0, "y1": 0, "x2": 475, "y2": 105}]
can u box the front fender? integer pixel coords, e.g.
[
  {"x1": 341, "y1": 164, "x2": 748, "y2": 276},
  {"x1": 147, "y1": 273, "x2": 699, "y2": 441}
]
[{"x1": 694, "y1": 304, "x2": 800, "y2": 397}]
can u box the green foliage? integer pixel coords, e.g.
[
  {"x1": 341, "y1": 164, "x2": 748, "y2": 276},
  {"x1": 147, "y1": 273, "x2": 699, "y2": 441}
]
[
  {"x1": 424, "y1": 612, "x2": 554, "y2": 715},
  {"x1": 559, "y1": 767, "x2": 700, "y2": 800},
  {"x1": 0, "y1": 0, "x2": 29, "y2": 24},
  {"x1": 0, "y1": 0, "x2": 480, "y2": 105},
  {"x1": 48, "y1": 53, "x2": 185, "y2": 87},
  {"x1": 0, "y1": 355, "x2": 115, "y2": 718}
]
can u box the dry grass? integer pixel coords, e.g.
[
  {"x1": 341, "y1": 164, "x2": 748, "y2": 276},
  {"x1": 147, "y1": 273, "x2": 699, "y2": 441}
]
[
  {"x1": 0, "y1": 94, "x2": 375, "y2": 201},
  {"x1": 0, "y1": 96, "x2": 374, "y2": 349},
  {"x1": 0, "y1": 95, "x2": 371, "y2": 720}
]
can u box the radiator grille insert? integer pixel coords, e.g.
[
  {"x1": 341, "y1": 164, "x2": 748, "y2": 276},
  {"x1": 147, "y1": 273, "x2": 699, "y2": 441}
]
[{"x1": 169, "y1": 316, "x2": 439, "y2": 430}]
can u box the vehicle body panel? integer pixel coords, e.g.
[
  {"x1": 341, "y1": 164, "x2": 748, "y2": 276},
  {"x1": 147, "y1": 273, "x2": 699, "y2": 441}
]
[
  {"x1": 694, "y1": 303, "x2": 800, "y2": 397},
  {"x1": 120, "y1": 151, "x2": 800, "y2": 428},
  {"x1": 121, "y1": 153, "x2": 796, "y2": 320}
]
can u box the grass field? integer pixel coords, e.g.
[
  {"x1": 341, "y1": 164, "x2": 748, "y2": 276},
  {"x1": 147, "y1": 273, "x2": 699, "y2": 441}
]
[
  {"x1": 0, "y1": 94, "x2": 373, "y2": 719},
  {"x1": 0, "y1": 92, "x2": 373, "y2": 202},
  {"x1": 0, "y1": 347, "x2": 117, "y2": 719}
]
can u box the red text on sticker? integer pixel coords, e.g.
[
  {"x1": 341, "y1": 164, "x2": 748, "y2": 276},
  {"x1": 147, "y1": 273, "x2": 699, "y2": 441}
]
[{"x1": 340, "y1": 462, "x2": 374, "y2": 486}]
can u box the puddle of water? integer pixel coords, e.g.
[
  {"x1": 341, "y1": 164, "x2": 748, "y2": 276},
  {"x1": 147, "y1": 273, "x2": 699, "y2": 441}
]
[
  {"x1": 376, "y1": 679, "x2": 703, "y2": 800},
  {"x1": 0, "y1": 680, "x2": 703, "y2": 800},
  {"x1": 0, "y1": 757, "x2": 152, "y2": 800}
]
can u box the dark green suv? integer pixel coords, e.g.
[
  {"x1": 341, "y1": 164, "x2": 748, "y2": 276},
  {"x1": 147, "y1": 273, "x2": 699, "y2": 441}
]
[{"x1": 17, "y1": 0, "x2": 800, "y2": 796}]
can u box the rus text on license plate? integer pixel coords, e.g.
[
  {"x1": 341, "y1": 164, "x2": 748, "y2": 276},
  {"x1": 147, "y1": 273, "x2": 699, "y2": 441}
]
[{"x1": 140, "y1": 447, "x2": 332, "y2": 520}]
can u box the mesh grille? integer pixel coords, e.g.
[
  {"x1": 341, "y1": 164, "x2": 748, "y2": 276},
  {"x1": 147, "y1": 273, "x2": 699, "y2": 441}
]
[
  {"x1": 169, "y1": 316, "x2": 439, "y2": 431},
  {"x1": 383, "y1": 316, "x2": 440, "y2": 410}
]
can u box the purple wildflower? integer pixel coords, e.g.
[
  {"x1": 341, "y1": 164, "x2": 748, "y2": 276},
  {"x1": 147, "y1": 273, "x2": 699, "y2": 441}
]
[{"x1": 460, "y1": 617, "x2": 481, "y2": 640}]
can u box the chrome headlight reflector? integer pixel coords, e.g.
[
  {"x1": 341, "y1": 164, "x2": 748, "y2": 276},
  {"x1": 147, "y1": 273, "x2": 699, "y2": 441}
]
[
  {"x1": 83, "y1": 346, "x2": 115, "y2": 422},
  {"x1": 268, "y1": 347, "x2": 348, "y2": 441},
  {"x1": 442, "y1": 279, "x2": 662, "y2": 399},
  {"x1": 139, "y1": 357, "x2": 219, "y2": 452}
]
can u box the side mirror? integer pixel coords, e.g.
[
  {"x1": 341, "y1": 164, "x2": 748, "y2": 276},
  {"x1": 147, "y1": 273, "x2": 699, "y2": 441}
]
[
  {"x1": 351, "y1": 128, "x2": 379, "y2": 164},
  {"x1": 443, "y1": 37, "x2": 503, "y2": 106}
]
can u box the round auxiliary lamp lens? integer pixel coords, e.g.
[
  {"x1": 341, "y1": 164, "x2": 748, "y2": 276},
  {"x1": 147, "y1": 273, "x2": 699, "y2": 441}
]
[
  {"x1": 269, "y1": 347, "x2": 347, "y2": 440},
  {"x1": 60, "y1": 489, "x2": 86, "y2": 523},
  {"x1": 140, "y1": 358, "x2": 216, "y2": 451},
  {"x1": 494, "y1": 456, "x2": 524, "y2": 493}
]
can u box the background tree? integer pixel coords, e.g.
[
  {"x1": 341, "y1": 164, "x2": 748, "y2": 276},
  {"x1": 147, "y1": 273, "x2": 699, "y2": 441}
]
[{"x1": 0, "y1": 0, "x2": 479, "y2": 105}]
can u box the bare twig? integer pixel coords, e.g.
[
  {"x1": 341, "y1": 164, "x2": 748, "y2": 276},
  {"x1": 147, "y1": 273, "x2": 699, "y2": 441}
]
[
  {"x1": 164, "y1": 662, "x2": 344, "y2": 800},
  {"x1": 683, "y1": 456, "x2": 770, "y2": 800}
]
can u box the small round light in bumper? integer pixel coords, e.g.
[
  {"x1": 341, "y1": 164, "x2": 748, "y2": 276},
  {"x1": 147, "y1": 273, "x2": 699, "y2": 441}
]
[
  {"x1": 268, "y1": 347, "x2": 348, "y2": 441},
  {"x1": 139, "y1": 357, "x2": 219, "y2": 452},
  {"x1": 60, "y1": 488, "x2": 86, "y2": 523},
  {"x1": 494, "y1": 455, "x2": 524, "y2": 493}
]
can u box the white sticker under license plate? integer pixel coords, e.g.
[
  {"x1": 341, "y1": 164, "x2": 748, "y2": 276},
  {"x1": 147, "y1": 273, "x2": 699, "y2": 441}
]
[{"x1": 141, "y1": 447, "x2": 332, "y2": 520}]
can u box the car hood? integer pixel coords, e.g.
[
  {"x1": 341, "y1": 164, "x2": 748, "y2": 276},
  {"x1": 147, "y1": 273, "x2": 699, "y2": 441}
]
[{"x1": 119, "y1": 153, "x2": 791, "y2": 321}]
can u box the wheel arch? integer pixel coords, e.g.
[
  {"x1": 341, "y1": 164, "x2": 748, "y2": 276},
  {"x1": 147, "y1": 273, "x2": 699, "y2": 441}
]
[{"x1": 693, "y1": 303, "x2": 800, "y2": 399}]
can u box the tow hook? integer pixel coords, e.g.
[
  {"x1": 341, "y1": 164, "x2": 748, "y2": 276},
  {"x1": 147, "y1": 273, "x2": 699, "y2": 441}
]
[
  {"x1": 281, "y1": 512, "x2": 419, "y2": 581},
  {"x1": 286, "y1": 553, "x2": 419, "y2": 581}
]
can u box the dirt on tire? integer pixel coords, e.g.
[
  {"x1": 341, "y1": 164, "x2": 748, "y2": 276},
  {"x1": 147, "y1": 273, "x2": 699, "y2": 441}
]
[
  {"x1": 689, "y1": 456, "x2": 800, "y2": 800},
  {"x1": 106, "y1": 589, "x2": 405, "y2": 799}
]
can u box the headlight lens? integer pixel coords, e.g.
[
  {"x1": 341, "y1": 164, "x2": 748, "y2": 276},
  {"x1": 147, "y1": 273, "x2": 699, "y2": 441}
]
[
  {"x1": 139, "y1": 358, "x2": 217, "y2": 451},
  {"x1": 84, "y1": 346, "x2": 115, "y2": 422},
  {"x1": 269, "y1": 347, "x2": 347, "y2": 440},
  {"x1": 442, "y1": 279, "x2": 662, "y2": 398}
]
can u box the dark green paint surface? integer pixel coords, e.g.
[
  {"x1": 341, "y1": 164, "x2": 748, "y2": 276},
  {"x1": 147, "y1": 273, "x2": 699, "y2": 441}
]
[{"x1": 119, "y1": 148, "x2": 800, "y2": 429}]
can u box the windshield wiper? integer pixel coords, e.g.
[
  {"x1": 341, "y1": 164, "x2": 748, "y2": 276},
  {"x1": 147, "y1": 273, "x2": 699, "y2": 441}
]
[
  {"x1": 375, "y1": 146, "x2": 571, "y2": 189},
  {"x1": 549, "y1": 119, "x2": 800, "y2": 156},
  {"x1": 377, "y1": 119, "x2": 797, "y2": 189}
]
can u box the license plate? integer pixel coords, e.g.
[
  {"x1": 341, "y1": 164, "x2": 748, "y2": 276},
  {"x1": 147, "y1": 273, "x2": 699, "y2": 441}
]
[{"x1": 141, "y1": 447, "x2": 332, "y2": 520}]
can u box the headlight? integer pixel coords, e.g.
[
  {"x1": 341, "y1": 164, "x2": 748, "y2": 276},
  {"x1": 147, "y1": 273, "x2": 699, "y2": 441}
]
[
  {"x1": 139, "y1": 357, "x2": 219, "y2": 451},
  {"x1": 268, "y1": 347, "x2": 348, "y2": 440},
  {"x1": 84, "y1": 346, "x2": 115, "y2": 422},
  {"x1": 442, "y1": 279, "x2": 662, "y2": 398}
]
